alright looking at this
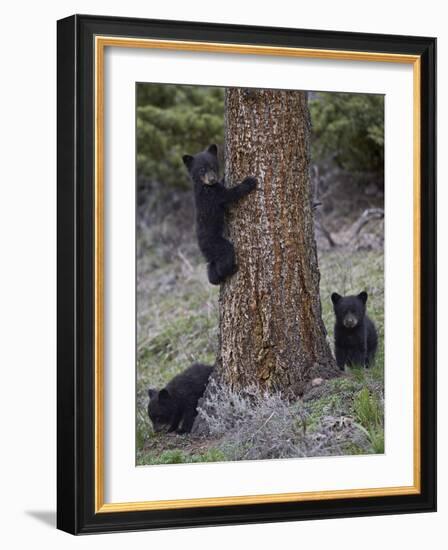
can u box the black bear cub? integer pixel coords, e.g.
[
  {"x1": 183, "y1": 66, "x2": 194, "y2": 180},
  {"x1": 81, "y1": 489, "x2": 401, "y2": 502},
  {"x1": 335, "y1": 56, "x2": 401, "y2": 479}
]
[
  {"x1": 147, "y1": 363, "x2": 213, "y2": 434},
  {"x1": 182, "y1": 144, "x2": 257, "y2": 285},
  {"x1": 331, "y1": 291, "x2": 378, "y2": 370}
]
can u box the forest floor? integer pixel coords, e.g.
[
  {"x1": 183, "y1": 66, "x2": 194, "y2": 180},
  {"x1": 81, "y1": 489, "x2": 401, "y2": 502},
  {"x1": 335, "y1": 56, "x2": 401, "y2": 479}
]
[{"x1": 136, "y1": 181, "x2": 385, "y2": 465}]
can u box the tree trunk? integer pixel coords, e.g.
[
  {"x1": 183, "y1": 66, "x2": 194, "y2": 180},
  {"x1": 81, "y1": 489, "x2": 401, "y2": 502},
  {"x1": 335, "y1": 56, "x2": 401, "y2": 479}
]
[{"x1": 216, "y1": 88, "x2": 337, "y2": 397}]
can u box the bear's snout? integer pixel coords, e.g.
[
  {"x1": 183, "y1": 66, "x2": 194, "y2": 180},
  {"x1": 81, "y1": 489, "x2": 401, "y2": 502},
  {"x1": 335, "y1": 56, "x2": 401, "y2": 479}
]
[
  {"x1": 152, "y1": 422, "x2": 169, "y2": 433},
  {"x1": 202, "y1": 171, "x2": 218, "y2": 185},
  {"x1": 343, "y1": 313, "x2": 358, "y2": 328}
]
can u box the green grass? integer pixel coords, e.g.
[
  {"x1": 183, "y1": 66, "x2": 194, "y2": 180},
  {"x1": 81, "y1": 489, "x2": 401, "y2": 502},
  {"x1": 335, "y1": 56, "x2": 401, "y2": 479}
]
[
  {"x1": 137, "y1": 448, "x2": 227, "y2": 466},
  {"x1": 136, "y1": 234, "x2": 384, "y2": 465},
  {"x1": 353, "y1": 387, "x2": 384, "y2": 453}
]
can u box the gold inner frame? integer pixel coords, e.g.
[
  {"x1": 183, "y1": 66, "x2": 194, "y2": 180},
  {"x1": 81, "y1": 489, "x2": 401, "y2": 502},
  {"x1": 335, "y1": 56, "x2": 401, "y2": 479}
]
[{"x1": 94, "y1": 36, "x2": 421, "y2": 513}]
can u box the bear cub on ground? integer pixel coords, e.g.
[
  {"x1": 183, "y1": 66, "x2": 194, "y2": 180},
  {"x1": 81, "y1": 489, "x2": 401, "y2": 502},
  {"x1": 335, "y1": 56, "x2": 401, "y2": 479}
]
[
  {"x1": 147, "y1": 363, "x2": 214, "y2": 434},
  {"x1": 182, "y1": 144, "x2": 257, "y2": 285},
  {"x1": 331, "y1": 291, "x2": 378, "y2": 370}
]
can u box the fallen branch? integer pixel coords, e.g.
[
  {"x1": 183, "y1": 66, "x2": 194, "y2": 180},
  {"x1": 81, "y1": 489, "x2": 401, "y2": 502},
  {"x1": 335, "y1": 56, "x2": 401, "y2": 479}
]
[
  {"x1": 177, "y1": 248, "x2": 194, "y2": 273},
  {"x1": 315, "y1": 216, "x2": 337, "y2": 248},
  {"x1": 348, "y1": 208, "x2": 384, "y2": 240}
]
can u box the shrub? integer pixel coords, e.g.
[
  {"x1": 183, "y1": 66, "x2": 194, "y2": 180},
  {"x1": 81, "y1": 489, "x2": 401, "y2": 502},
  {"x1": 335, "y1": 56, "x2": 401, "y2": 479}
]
[{"x1": 196, "y1": 380, "x2": 371, "y2": 461}]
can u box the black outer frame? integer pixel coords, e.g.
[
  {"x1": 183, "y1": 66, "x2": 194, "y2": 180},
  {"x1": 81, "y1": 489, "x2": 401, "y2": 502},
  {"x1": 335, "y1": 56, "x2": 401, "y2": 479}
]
[{"x1": 57, "y1": 14, "x2": 436, "y2": 535}]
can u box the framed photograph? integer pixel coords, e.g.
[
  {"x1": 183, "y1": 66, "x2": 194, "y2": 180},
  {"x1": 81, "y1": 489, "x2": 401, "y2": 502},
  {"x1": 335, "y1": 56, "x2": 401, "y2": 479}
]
[{"x1": 57, "y1": 14, "x2": 436, "y2": 534}]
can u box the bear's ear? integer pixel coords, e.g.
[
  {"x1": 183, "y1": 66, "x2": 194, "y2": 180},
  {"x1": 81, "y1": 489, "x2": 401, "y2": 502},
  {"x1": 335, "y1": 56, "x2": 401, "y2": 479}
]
[
  {"x1": 358, "y1": 291, "x2": 368, "y2": 304},
  {"x1": 159, "y1": 388, "x2": 171, "y2": 401},
  {"x1": 331, "y1": 292, "x2": 342, "y2": 305},
  {"x1": 148, "y1": 388, "x2": 158, "y2": 400},
  {"x1": 207, "y1": 144, "x2": 218, "y2": 156},
  {"x1": 182, "y1": 154, "x2": 194, "y2": 169}
]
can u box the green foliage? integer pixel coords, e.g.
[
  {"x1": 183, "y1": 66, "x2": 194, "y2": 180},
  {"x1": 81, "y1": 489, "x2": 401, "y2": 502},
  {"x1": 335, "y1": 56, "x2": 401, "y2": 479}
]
[
  {"x1": 309, "y1": 92, "x2": 384, "y2": 173},
  {"x1": 137, "y1": 85, "x2": 384, "y2": 195},
  {"x1": 137, "y1": 84, "x2": 225, "y2": 189},
  {"x1": 353, "y1": 387, "x2": 384, "y2": 453}
]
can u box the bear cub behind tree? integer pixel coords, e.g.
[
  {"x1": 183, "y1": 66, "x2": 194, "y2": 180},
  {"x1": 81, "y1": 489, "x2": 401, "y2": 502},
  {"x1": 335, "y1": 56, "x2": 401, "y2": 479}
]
[
  {"x1": 331, "y1": 291, "x2": 378, "y2": 370},
  {"x1": 182, "y1": 144, "x2": 257, "y2": 285},
  {"x1": 147, "y1": 363, "x2": 214, "y2": 434}
]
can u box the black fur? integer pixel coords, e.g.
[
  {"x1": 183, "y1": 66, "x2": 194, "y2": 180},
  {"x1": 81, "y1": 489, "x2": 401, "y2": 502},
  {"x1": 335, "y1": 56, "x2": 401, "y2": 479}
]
[
  {"x1": 147, "y1": 363, "x2": 214, "y2": 434},
  {"x1": 183, "y1": 144, "x2": 257, "y2": 285},
  {"x1": 331, "y1": 291, "x2": 378, "y2": 370}
]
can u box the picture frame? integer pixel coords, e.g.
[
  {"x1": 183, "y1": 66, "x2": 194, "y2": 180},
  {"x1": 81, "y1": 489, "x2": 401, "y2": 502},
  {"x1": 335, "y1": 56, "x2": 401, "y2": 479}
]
[{"x1": 57, "y1": 14, "x2": 436, "y2": 534}]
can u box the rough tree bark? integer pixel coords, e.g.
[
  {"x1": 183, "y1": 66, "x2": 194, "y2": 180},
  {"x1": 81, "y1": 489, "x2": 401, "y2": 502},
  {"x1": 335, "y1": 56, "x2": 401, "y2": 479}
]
[{"x1": 214, "y1": 88, "x2": 338, "y2": 398}]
